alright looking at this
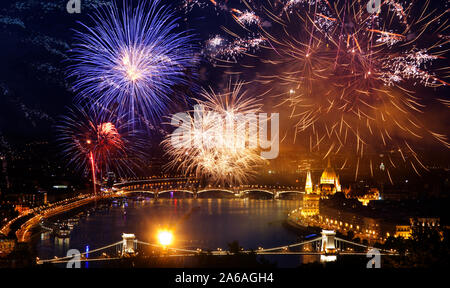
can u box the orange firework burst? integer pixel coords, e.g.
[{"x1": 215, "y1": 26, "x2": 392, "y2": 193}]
[{"x1": 208, "y1": 0, "x2": 449, "y2": 182}]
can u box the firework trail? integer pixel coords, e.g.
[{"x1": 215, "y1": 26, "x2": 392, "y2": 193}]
[
  {"x1": 56, "y1": 105, "x2": 146, "y2": 181},
  {"x1": 162, "y1": 81, "x2": 265, "y2": 185},
  {"x1": 191, "y1": 0, "x2": 450, "y2": 182},
  {"x1": 69, "y1": 0, "x2": 198, "y2": 125}
]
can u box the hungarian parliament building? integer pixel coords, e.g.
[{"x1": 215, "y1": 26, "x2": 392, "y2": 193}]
[{"x1": 301, "y1": 159, "x2": 341, "y2": 217}]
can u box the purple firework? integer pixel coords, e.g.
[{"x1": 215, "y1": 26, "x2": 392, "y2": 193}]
[{"x1": 69, "y1": 0, "x2": 197, "y2": 124}]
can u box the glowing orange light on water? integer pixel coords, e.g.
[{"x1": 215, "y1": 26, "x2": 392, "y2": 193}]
[{"x1": 157, "y1": 230, "x2": 173, "y2": 246}]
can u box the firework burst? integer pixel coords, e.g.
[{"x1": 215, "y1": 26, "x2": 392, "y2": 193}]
[
  {"x1": 56, "y1": 105, "x2": 145, "y2": 181},
  {"x1": 162, "y1": 81, "x2": 265, "y2": 185},
  {"x1": 198, "y1": 0, "x2": 450, "y2": 182},
  {"x1": 69, "y1": 0, "x2": 198, "y2": 124}
]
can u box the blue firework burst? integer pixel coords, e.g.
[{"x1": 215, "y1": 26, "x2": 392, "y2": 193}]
[{"x1": 69, "y1": 0, "x2": 198, "y2": 124}]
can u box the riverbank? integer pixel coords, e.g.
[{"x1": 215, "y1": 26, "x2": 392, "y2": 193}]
[
  {"x1": 0, "y1": 193, "x2": 113, "y2": 244},
  {"x1": 284, "y1": 216, "x2": 321, "y2": 235},
  {"x1": 286, "y1": 206, "x2": 388, "y2": 245}
]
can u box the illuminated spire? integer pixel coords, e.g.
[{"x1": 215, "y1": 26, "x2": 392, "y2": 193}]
[
  {"x1": 305, "y1": 170, "x2": 313, "y2": 194},
  {"x1": 335, "y1": 175, "x2": 341, "y2": 192},
  {"x1": 320, "y1": 158, "x2": 337, "y2": 185}
]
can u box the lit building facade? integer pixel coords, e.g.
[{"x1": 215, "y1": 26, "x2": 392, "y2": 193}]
[
  {"x1": 301, "y1": 194, "x2": 320, "y2": 217},
  {"x1": 301, "y1": 171, "x2": 320, "y2": 217},
  {"x1": 317, "y1": 159, "x2": 341, "y2": 198},
  {"x1": 344, "y1": 187, "x2": 380, "y2": 206},
  {"x1": 300, "y1": 159, "x2": 342, "y2": 216},
  {"x1": 395, "y1": 225, "x2": 412, "y2": 239}
]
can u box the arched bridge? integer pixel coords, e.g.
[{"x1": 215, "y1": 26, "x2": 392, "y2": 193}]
[
  {"x1": 116, "y1": 187, "x2": 304, "y2": 199},
  {"x1": 112, "y1": 177, "x2": 304, "y2": 199}
]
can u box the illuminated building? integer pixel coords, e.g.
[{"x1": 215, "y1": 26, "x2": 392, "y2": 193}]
[
  {"x1": 300, "y1": 160, "x2": 342, "y2": 216},
  {"x1": 301, "y1": 194, "x2": 320, "y2": 217},
  {"x1": 317, "y1": 159, "x2": 341, "y2": 198},
  {"x1": 410, "y1": 217, "x2": 440, "y2": 228},
  {"x1": 320, "y1": 159, "x2": 337, "y2": 185},
  {"x1": 357, "y1": 188, "x2": 380, "y2": 206},
  {"x1": 301, "y1": 171, "x2": 320, "y2": 217},
  {"x1": 394, "y1": 218, "x2": 441, "y2": 239},
  {"x1": 0, "y1": 236, "x2": 15, "y2": 257},
  {"x1": 344, "y1": 187, "x2": 380, "y2": 206},
  {"x1": 395, "y1": 225, "x2": 412, "y2": 239}
]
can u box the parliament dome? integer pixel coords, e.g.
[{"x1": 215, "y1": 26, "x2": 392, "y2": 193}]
[{"x1": 320, "y1": 159, "x2": 337, "y2": 185}]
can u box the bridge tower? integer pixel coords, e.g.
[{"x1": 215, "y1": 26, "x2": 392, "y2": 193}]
[
  {"x1": 121, "y1": 233, "x2": 137, "y2": 256},
  {"x1": 319, "y1": 229, "x2": 337, "y2": 262},
  {"x1": 320, "y1": 230, "x2": 336, "y2": 254},
  {"x1": 274, "y1": 191, "x2": 279, "y2": 199}
]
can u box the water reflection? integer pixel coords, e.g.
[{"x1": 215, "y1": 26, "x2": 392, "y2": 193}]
[{"x1": 36, "y1": 198, "x2": 313, "y2": 267}]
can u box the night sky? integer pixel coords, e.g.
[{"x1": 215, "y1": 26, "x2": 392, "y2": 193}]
[{"x1": 0, "y1": 0, "x2": 449, "y2": 169}]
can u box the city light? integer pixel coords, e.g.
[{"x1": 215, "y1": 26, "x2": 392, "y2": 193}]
[{"x1": 157, "y1": 230, "x2": 173, "y2": 247}]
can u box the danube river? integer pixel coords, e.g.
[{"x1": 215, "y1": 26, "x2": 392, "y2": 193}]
[{"x1": 34, "y1": 197, "x2": 318, "y2": 267}]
